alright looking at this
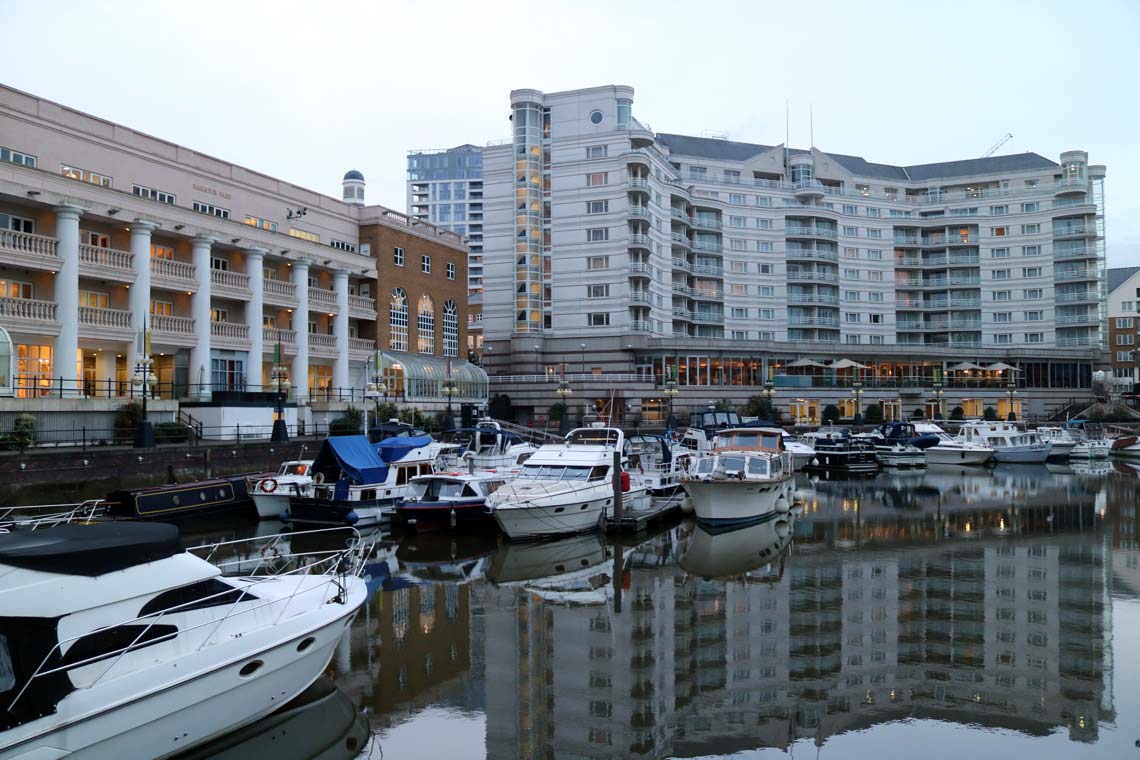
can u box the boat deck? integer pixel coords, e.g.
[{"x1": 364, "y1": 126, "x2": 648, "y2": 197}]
[{"x1": 606, "y1": 494, "x2": 687, "y2": 533}]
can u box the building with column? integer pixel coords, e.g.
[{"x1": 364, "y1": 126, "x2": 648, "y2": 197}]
[
  {"x1": 407, "y1": 145, "x2": 485, "y2": 361},
  {"x1": 0, "y1": 83, "x2": 484, "y2": 429},
  {"x1": 480, "y1": 85, "x2": 1108, "y2": 424}
]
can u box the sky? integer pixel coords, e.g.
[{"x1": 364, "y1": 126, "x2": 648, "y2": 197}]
[{"x1": 2, "y1": 0, "x2": 1138, "y2": 265}]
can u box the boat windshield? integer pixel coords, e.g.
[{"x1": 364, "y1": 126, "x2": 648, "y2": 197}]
[
  {"x1": 282, "y1": 463, "x2": 309, "y2": 476},
  {"x1": 718, "y1": 431, "x2": 781, "y2": 451},
  {"x1": 420, "y1": 479, "x2": 475, "y2": 499},
  {"x1": 694, "y1": 457, "x2": 717, "y2": 475},
  {"x1": 719, "y1": 455, "x2": 747, "y2": 472},
  {"x1": 567, "y1": 428, "x2": 621, "y2": 447},
  {"x1": 516, "y1": 465, "x2": 597, "y2": 482},
  {"x1": 747, "y1": 457, "x2": 771, "y2": 476}
]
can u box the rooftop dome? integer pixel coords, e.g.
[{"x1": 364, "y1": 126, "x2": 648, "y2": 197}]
[{"x1": 343, "y1": 169, "x2": 364, "y2": 182}]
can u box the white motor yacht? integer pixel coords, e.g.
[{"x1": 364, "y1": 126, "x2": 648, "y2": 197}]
[
  {"x1": 781, "y1": 431, "x2": 816, "y2": 470},
  {"x1": 0, "y1": 522, "x2": 369, "y2": 760},
  {"x1": 436, "y1": 418, "x2": 537, "y2": 470},
  {"x1": 486, "y1": 424, "x2": 650, "y2": 541},
  {"x1": 1034, "y1": 427, "x2": 1076, "y2": 460},
  {"x1": 682, "y1": 427, "x2": 795, "y2": 528},
  {"x1": 955, "y1": 421, "x2": 1052, "y2": 463},
  {"x1": 626, "y1": 434, "x2": 694, "y2": 496},
  {"x1": 912, "y1": 422, "x2": 995, "y2": 466},
  {"x1": 249, "y1": 460, "x2": 314, "y2": 520}
]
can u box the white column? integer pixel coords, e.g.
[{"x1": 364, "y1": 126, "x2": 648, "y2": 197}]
[
  {"x1": 129, "y1": 221, "x2": 155, "y2": 337},
  {"x1": 52, "y1": 205, "x2": 82, "y2": 396},
  {"x1": 189, "y1": 235, "x2": 213, "y2": 399},
  {"x1": 292, "y1": 258, "x2": 311, "y2": 402},
  {"x1": 245, "y1": 247, "x2": 266, "y2": 390},
  {"x1": 333, "y1": 269, "x2": 351, "y2": 391}
]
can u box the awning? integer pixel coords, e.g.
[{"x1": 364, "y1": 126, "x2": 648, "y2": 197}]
[
  {"x1": 948, "y1": 362, "x2": 984, "y2": 371},
  {"x1": 830, "y1": 359, "x2": 868, "y2": 370},
  {"x1": 786, "y1": 358, "x2": 828, "y2": 368},
  {"x1": 312, "y1": 435, "x2": 389, "y2": 484},
  {"x1": 983, "y1": 362, "x2": 1020, "y2": 372},
  {"x1": 381, "y1": 352, "x2": 488, "y2": 402}
]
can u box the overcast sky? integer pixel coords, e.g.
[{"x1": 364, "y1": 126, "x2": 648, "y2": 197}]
[{"x1": 3, "y1": 0, "x2": 1137, "y2": 265}]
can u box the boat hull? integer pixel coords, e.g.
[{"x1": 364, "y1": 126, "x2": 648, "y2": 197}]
[
  {"x1": 285, "y1": 496, "x2": 394, "y2": 527},
  {"x1": 1070, "y1": 441, "x2": 1111, "y2": 459},
  {"x1": 1, "y1": 581, "x2": 366, "y2": 760},
  {"x1": 804, "y1": 449, "x2": 879, "y2": 475},
  {"x1": 395, "y1": 499, "x2": 496, "y2": 533},
  {"x1": 683, "y1": 477, "x2": 794, "y2": 527},
  {"x1": 925, "y1": 446, "x2": 993, "y2": 466},
  {"x1": 1045, "y1": 441, "x2": 1075, "y2": 460},
  {"x1": 992, "y1": 444, "x2": 1052, "y2": 464},
  {"x1": 106, "y1": 473, "x2": 268, "y2": 520}
]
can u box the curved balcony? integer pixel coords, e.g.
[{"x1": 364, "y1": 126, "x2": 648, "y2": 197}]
[
  {"x1": 690, "y1": 288, "x2": 724, "y2": 301},
  {"x1": 1053, "y1": 177, "x2": 1088, "y2": 197},
  {"x1": 671, "y1": 257, "x2": 692, "y2": 272},
  {"x1": 671, "y1": 282, "x2": 691, "y2": 296},
  {"x1": 787, "y1": 270, "x2": 838, "y2": 284},
  {"x1": 794, "y1": 180, "x2": 826, "y2": 201},
  {"x1": 671, "y1": 308, "x2": 693, "y2": 322},
  {"x1": 785, "y1": 225, "x2": 838, "y2": 241},
  {"x1": 671, "y1": 208, "x2": 692, "y2": 226},
  {"x1": 1055, "y1": 268, "x2": 1097, "y2": 282},
  {"x1": 1053, "y1": 223, "x2": 1096, "y2": 239},
  {"x1": 626, "y1": 119, "x2": 654, "y2": 148},
  {"x1": 1055, "y1": 290, "x2": 1097, "y2": 303},
  {"x1": 629, "y1": 204, "x2": 650, "y2": 219},
  {"x1": 788, "y1": 293, "x2": 839, "y2": 305},
  {"x1": 691, "y1": 312, "x2": 724, "y2": 324},
  {"x1": 629, "y1": 262, "x2": 652, "y2": 278},
  {"x1": 693, "y1": 241, "x2": 722, "y2": 254},
  {"x1": 630, "y1": 290, "x2": 651, "y2": 304},
  {"x1": 670, "y1": 232, "x2": 692, "y2": 249},
  {"x1": 691, "y1": 216, "x2": 721, "y2": 230},
  {"x1": 628, "y1": 177, "x2": 650, "y2": 192}
]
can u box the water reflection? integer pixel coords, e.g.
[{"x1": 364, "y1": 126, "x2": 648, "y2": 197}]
[{"x1": 328, "y1": 467, "x2": 1135, "y2": 757}]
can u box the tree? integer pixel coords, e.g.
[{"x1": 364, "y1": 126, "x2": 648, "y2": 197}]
[
  {"x1": 739, "y1": 395, "x2": 783, "y2": 424},
  {"x1": 489, "y1": 393, "x2": 513, "y2": 421},
  {"x1": 863, "y1": 403, "x2": 883, "y2": 424},
  {"x1": 912, "y1": 408, "x2": 925, "y2": 420},
  {"x1": 983, "y1": 406, "x2": 998, "y2": 421},
  {"x1": 822, "y1": 404, "x2": 841, "y2": 424},
  {"x1": 113, "y1": 401, "x2": 144, "y2": 445},
  {"x1": 10, "y1": 414, "x2": 36, "y2": 452},
  {"x1": 713, "y1": 399, "x2": 735, "y2": 411},
  {"x1": 950, "y1": 406, "x2": 964, "y2": 421},
  {"x1": 548, "y1": 401, "x2": 568, "y2": 421}
]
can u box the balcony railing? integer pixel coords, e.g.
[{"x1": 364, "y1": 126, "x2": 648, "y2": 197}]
[
  {"x1": 788, "y1": 294, "x2": 839, "y2": 305},
  {"x1": 630, "y1": 291, "x2": 650, "y2": 303},
  {"x1": 0, "y1": 229, "x2": 58, "y2": 260},
  {"x1": 349, "y1": 294, "x2": 376, "y2": 312},
  {"x1": 628, "y1": 178, "x2": 649, "y2": 190},
  {"x1": 787, "y1": 270, "x2": 838, "y2": 283},
  {"x1": 348, "y1": 337, "x2": 376, "y2": 352},
  {"x1": 1055, "y1": 313, "x2": 1096, "y2": 325},
  {"x1": 1056, "y1": 336, "x2": 1095, "y2": 347},
  {"x1": 151, "y1": 258, "x2": 196, "y2": 282},
  {"x1": 211, "y1": 321, "x2": 250, "y2": 341},
  {"x1": 788, "y1": 317, "x2": 840, "y2": 327},
  {"x1": 691, "y1": 216, "x2": 721, "y2": 230},
  {"x1": 79, "y1": 244, "x2": 133, "y2": 273},
  {"x1": 150, "y1": 314, "x2": 195, "y2": 335},
  {"x1": 263, "y1": 279, "x2": 297, "y2": 300},
  {"x1": 1055, "y1": 269, "x2": 1096, "y2": 281},
  {"x1": 309, "y1": 287, "x2": 337, "y2": 307},
  {"x1": 690, "y1": 288, "x2": 724, "y2": 300},
  {"x1": 671, "y1": 208, "x2": 691, "y2": 224},
  {"x1": 693, "y1": 241, "x2": 723, "y2": 253},
  {"x1": 629, "y1": 233, "x2": 651, "y2": 247},
  {"x1": 211, "y1": 269, "x2": 250, "y2": 291},
  {"x1": 691, "y1": 312, "x2": 724, "y2": 323},
  {"x1": 671, "y1": 258, "x2": 691, "y2": 272},
  {"x1": 1053, "y1": 224, "x2": 1093, "y2": 237},
  {"x1": 1056, "y1": 291, "x2": 1096, "y2": 302},
  {"x1": 309, "y1": 333, "x2": 337, "y2": 350},
  {"x1": 0, "y1": 296, "x2": 57, "y2": 323},
  {"x1": 264, "y1": 327, "x2": 296, "y2": 345},
  {"x1": 78, "y1": 306, "x2": 131, "y2": 330},
  {"x1": 787, "y1": 248, "x2": 839, "y2": 262},
  {"x1": 692, "y1": 264, "x2": 724, "y2": 276},
  {"x1": 786, "y1": 226, "x2": 838, "y2": 239},
  {"x1": 629, "y1": 205, "x2": 650, "y2": 218},
  {"x1": 631, "y1": 320, "x2": 652, "y2": 332},
  {"x1": 671, "y1": 282, "x2": 690, "y2": 295},
  {"x1": 670, "y1": 233, "x2": 691, "y2": 247},
  {"x1": 630, "y1": 262, "x2": 652, "y2": 275}
]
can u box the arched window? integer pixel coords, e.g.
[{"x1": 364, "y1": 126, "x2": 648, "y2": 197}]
[
  {"x1": 417, "y1": 294, "x2": 435, "y2": 355},
  {"x1": 442, "y1": 300, "x2": 458, "y2": 358},
  {"x1": 389, "y1": 288, "x2": 408, "y2": 351}
]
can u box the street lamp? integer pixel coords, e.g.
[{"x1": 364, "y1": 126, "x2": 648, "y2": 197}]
[
  {"x1": 364, "y1": 351, "x2": 387, "y2": 438},
  {"x1": 269, "y1": 349, "x2": 291, "y2": 442},
  {"x1": 852, "y1": 380, "x2": 865, "y2": 427},
  {"x1": 932, "y1": 380, "x2": 945, "y2": 421},
  {"x1": 131, "y1": 352, "x2": 158, "y2": 448},
  {"x1": 580, "y1": 343, "x2": 586, "y2": 375},
  {"x1": 1006, "y1": 380, "x2": 1018, "y2": 422},
  {"x1": 663, "y1": 377, "x2": 679, "y2": 432},
  {"x1": 555, "y1": 362, "x2": 573, "y2": 435},
  {"x1": 442, "y1": 361, "x2": 459, "y2": 430}
]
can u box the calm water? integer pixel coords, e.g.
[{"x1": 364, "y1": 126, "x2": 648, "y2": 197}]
[{"x1": 185, "y1": 461, "x2": 1140, "y2": 759}]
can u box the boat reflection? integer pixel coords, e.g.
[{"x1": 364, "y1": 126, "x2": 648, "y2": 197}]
[
  {"x1": 486, "y1": 533, "x2": 614, "y2": 604},
  {"x1": 172, "y1": 676, "x2": 368, "y2": 760},
  {"x1": 678, "y1": 515, "x2": 793, "y2": 579}
]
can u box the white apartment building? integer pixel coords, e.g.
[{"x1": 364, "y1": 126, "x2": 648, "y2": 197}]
[
  {"x1": 0, "y1": 83, "x2": 471, "y2": 407},
  {"x1": 481, "y1": 86, "x2": 1107, "y2": 414}
]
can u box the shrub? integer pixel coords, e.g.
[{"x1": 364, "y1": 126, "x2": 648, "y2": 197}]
[
  {"x1": 113, "y1": 401, "x2": 144, "y2": 445},
  {"x1": 154, "y1": 421, "x2": 191, "y2": 444},
  {"x1": 9, "y1": 414, "x2": 36, "y2": 452},
  {"x1": 983, "y1": 406, "x2": 998, "y2": 421},
  {"x1": 912, "y1": 408, "x2": 925, "y2": 420},
  {"x1": 329, "y1": 406, "x2": 364, "y2": 436},
  {"x1": 740, "y1": 396, "x2": 783, "y2": 424},
  {"x1": 489, "y1": 394, "x2": 513, "y2": 421},
  {"x1": 548, "y1": 401, "x2": 568, "y2": 422},
  {"x1": 822, "y1": 404, "x2": 841, "y2": 424},
  {"x1": 950, "y1": 406, "x2": 964, "y2": 421},
  {"x1": 863, "y1": 403, "x2": 883, "y2": 425}
]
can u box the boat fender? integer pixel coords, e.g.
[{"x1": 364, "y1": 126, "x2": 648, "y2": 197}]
[
  {"x1": 261, "y1": 478, "x2": 278, "y2": 493},
  {"x1": 345, "y1": 510, "x2": 360, "y2": 525},
  {"x1": 621, "y1": 471, "x2": 631, "y2": 492},
  {"x1": 450, "y1": 508, "x2": 457, "y2": 529},
  {"x1": 313, "y1": 472, "x2": 325, "y2": 484},
  {"x1": 278, "y1": 510, "x2": 290, "y2": 522},
  {"x1": 776, "y1": 497, "x2": 790, "y2": 514}
]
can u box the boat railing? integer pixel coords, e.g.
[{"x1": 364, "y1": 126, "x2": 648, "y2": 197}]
[
  {"x1": 7, "y1": 528, "x2": 375, "y2": 714},
  {"x1": 0, "y1": 499, "x2": 108, "y2": 532}
]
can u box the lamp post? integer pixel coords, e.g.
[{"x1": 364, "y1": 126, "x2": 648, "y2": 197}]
[
  {"x1": 364, "y1": 351, "x2": 387, "y2": 439},
  {"x1": 852, "y1": 380, "x2": 864, "y2": 427},
  {"x1": 131, "y1": 349, "x2": 157, "y2": 449},
  {"x1": 663, "y1": 377, "x2": 679, "y2": 432},
  {"x1": 1006, "y1": 380, "x2": 1018, "y2": 422},
  {"x1": 269, "y1": 345, "x2": 291, "y2": 442},
  {"x1": 442, "y1": 359, "x2": 458, "y2": 430},
  {"x1": 932, "y1": 380, "x2": 945, "y2": 421},
  {"x1": 556, "y1": 362, "x2": 573, "y2": 435},
  {"x1": 580, "y1": 343, "x2": 586, "y2": 375}
]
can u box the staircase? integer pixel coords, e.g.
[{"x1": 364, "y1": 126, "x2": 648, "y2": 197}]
[{"x1": 490, "y1": 418, "x2": 565, "y2": 445}]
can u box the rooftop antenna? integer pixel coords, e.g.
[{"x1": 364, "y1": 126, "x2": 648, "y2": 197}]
[
  {"x1": 810, "y1": 103, "x2": 814, "y2": 149},
  {"x1": 983, "y1": 133, "x2": 1013, "y2": 157},
  {"x1": 784, "y1": 99, "x2": 789, "y2": 174}
]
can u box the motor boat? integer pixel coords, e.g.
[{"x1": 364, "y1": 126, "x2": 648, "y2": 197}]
[
  {"x1": 1034, "y1": 426, "x2": 1076, "y2": 460},
  {"x1": 856, "y1": 422, "x2": 932, "y2": 469},
  {"x1": 626, "y1": 434, "x2": 693, "y2": 496},
  {"x1": 486, "y1": 424, "x2": 650, "y2": 541},
  {"x1": 911, "y1": 422, "x2": 995, "y2": 466},
  {"x1": 0, "y1": 501, "x2": 108, "y2": 532},
  {"x1": 778, "y1": 431, "x2": 815, "y2": 470},
  {"x1": 394, "y1": 469, "x2": 516, "y2": 533},
  {"x1": 0, "y1": 522, "x2": 370, "y2": 759},
  {"x1": 955, "y1": 421, "x2": 1052, "y2": 463},
  {"x1": 285, "y1": 435, "x2": 458, "y2": 527},
  {"x1": 676, "y1": 409, "x2": 748, "y2": 453},
  {"x1": 801, "y1": 427, "x2": 879, "y2": 476},
  {"x1": 682, "y1": 427, "x2": 795, "y2": 528},
  {"x1": 678, "y1": 513, "x2": 794, "y2": 579},
  {"x1": 249, "y1": 460, "x2": 315, "y2": 520},
  {"x1": 106, "y1": 471, "x2": 273, "y2": 520},
  {"x1": 1063, "y1": 421, "x2": 1111, "y2": 460},
  {"x1": 436, "y1": 419, "x2": 537, "y2": 470}
]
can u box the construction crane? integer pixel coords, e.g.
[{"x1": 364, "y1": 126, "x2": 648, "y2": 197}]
[{"x1": 983, "y1": 133, "x2": 1013, "y2": 157}]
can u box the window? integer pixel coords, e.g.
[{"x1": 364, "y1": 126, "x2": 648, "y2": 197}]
[
  {"x1": 193, "y1": 201, "x2": 230, "y2": 219},
  {"x1": 688, "y1": 166, "x2": 707, "y2": 180},
  {"x1": 730, "y1": 307, "x2": 748, "y2": 319},
  {"x1": 79, "y1": 290, "x2": 108, "y2": 309},
  {"x1": 421, "y1": 255, "x2": 431, "y2": 273},
  {"x1": 724, "y1": 169, "x2": 740, "y2": 184},
  {"x1": 843, "y1": 204, "x2": 857, "y2": 215},
  {"x1": 730, "y1": 284, "x2": 747, "y2": 296},
  {"x1": 1024, "y1": 310, "x2": 1043, "y2": 321},
  {"x1": 759, "y1": 264, "x2": 772, "y2": 274},
  {"x1": 992, "y1": 247, "x2": 1009, "y2": 258},
  {"x1": 61, "y1": 164, "x2": 111, "y2": 187},
  {"x1": 993, "y1": 312, "x2": 1011, "y2": 323},
  {"x1": 1022, "y1": 202, "x2": 1040, "y2": 213},
  {"x1": 869, "y1": 291, "x2": 883, "y2": 302},
  {"x1": 870, "y1": 335, "x2": 884, "y2": 344},
  {"x1": 867, "y1": 229, "x2": 882, "y2": 239},
  {"x1": 1025, "y1": 332, "x2": 1044, "y2": 344},
  {"x1": 1125, "y1": 301, "x2": 1137, "y2": 312},
  {"x1": 758, "y1": 241, "x2": 773, "y2": 252},
  {"x1": 992, "y1": 226, "x2": 1008, "y2": 237},
  {"x1": 389, "y1": 288, "x2": 408, "y2": 351},
  {"x1": 1116, "y1": 317, "x2": 1135, "y2": 329},
  {"x1": 1022, "y1": 245, "x2": 1040, "y2": 256},
  {"x1": 587, "y1": 256, "x2": 609, "y2": 270},
  {"x1": 731, "y1": 261, "x2": 746, "y2": 273},
  {"x1": 589, "y1": 313, "x2": 610, "y2": 326},
  {"x1": 210, "y1": 307, "x2": 228, "y2": 323},
  {"x1": 150, "y1": 299, "x2": 172, "y2": 316},
  {"x1": 995, "y1": 333, "x2": 1012, "y2": 345},
  {"x1": 844, "y1": 247, "x2": 858, "y2": 258},
  {"x1": 730, "y1": 239, "x2": 746, "y2": 250},
  {"x1": 869, "y1": 313, "x2": 883, "y2": 324},
  {"x1": 844, "y1": 268, "x2": 860, "y2": 280},
  {"x1": 0, "y1": 146, "x2": 36, "y2": 167},
  {"x1": 844, "y1": 225, "x2": 859, "y2": 237},
  {"x1": 730, "y1": 193, "x2": 745, "y2": 204},
  {"x1": 759, "y1": 308, "x2": 775, "y2": 319},
  {"x1": 729, "y1": 215, "x2": 746, "y2": 228},
  {"x1": 330, "y1": 240, "x2": 357, "y2": 253},
  {"x1": 759, "y1": 286, "x2": 773, "y2": 297},
  {"x1": 242, "y1": 214, "x2": 277, "y2": 232},
  {"x1": 1022, "y1": 224, "x2": 1040, "y2": 234},
  {"x1": 1, "y1": 213, "x2": 33, "y2": 234},
  {"x1": 1025, "y1": 288, "x2": 1043, "y2": 299},
  {"x1": 211, "y1": 357, "x2": 245, "y2": 391},
  {"x1": 586, "y1": 200, "x2": 608, "y2": 214},
  {"x1": 393, "y1": 247, "x2": 405, "y2": 266},
  {"x1": 417, "y1": 294, "x2": 435, "y2": 354},
  {"x1": 1117, "y1": 351, "x2": 1134, "y2": 362},
  {"x1": 990, "y1": 205, "x2": 1008, "y2": 215},
  {"x1": 994, "y1": 290, "x2": 1011, "y2": 301},
  {"x1": 446, "y1": 262, "x2": 456, "y2": 280},
  {"x1": 210, "y1": 256, "x2": 229, "y2": 271},
  {"x1": 844, "y1": 290, "x2": 860, "y2": 301},
  {"x1": 586, "y1": 172, "x2": 608, "y2": 187},
  {"x1": 869, "y1": 270, "x2": 883, "y2": 281},
  {"x1": 586, "y1": 228, "x2": 609, "y2": 242},
  {"x1": 867, "y1": 207, "x2": 881, "y2": 218},
  {"x1": 1116, "y1": 333, "x2": 1134, "y2": 346},
  {"x1": 587, "y1": 284, "x2": 609, "y2": 298},
  {"x1": 134, "y1": 184, "x2": 176, "y2": 205},
  {"x1": 586, "y1": 145, "x2": 607, "y2": 160},
  {"x1": 867, "y1": 249, "x2": 882, "y2": 260},
  {"x1": 845, "y1": 312, "x2": 861, "y2": 323},
  {"x1": 1023, "y1": 267, "x2": 1042, "y2": 277},
  {"x1": 992, "y1": 269, "x2": 1010, "y2": 280},
  {"x1": 288, "y1": 228, "x2": 319, "y2": 243}
]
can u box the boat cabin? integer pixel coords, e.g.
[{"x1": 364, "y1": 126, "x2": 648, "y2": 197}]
[{"x1": 714, "y1": 428, "x2": 785, "y2": 452}]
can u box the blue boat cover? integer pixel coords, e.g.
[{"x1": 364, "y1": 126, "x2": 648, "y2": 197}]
[
  {"x1": 377, "y1": 435, "x2": 433, "y2": 463},
  {"x1": 315, "y1": 435, "x2": 390, "y2": 484}
]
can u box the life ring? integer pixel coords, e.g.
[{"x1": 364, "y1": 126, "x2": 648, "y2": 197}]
[
  {"x1": 261, "y1": 478, "x2": 278, "y2": 493},
  {"x1": 296, "y1": 464, "x2": 307, "y2": 475},
  {"x1": 313, "y1": 472, "x2": 325, "y2": 485}
]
